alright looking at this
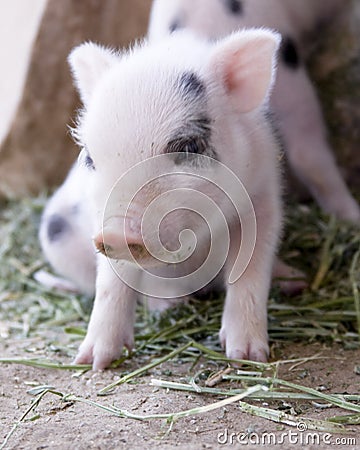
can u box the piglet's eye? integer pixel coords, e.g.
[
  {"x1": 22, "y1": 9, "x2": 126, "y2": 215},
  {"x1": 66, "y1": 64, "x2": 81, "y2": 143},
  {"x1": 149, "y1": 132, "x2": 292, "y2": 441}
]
[
  {"x1": 167, "y1": 137, "x2": 206, "y2": 155},
  {"x1": 78, "y1": 148, "x2": 95, "y2": 170},
  {"x1": 166, "y1": 137, "x2": 210, "y2": 165},
  {"x1": 84, "y1": 154, "x2": 95, "y2": 170}
]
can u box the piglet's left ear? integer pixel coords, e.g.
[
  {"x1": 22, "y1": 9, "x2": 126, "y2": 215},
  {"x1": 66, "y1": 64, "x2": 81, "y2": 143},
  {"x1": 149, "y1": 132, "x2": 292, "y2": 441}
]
[{"x1": 210, "y1": 29, "x2": 281, "y2": 113}]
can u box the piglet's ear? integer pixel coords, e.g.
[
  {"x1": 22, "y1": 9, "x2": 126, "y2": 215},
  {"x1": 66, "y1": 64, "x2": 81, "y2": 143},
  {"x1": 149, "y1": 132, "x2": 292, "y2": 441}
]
[
  {"x1": 68, "y1": 42, "x2": 118, "y2": 105},
  {"x1": 210, "y1": 29, "x2": 281, "y2": 113}
]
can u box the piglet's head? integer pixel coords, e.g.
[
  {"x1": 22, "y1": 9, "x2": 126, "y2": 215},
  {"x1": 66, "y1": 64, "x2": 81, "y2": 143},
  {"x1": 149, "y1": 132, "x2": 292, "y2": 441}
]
[{"x1": 68, "y1": 29, "x2": 280, "y2": 266}]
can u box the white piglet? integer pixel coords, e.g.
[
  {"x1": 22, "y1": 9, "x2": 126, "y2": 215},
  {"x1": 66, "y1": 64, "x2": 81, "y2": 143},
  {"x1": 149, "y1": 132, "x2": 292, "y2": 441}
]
[
  {"x1": 40, "y1": 29, "x2": 282, "y2": 370},
  {"x1": 39, "y1": 162, "x2": 96, "y2": 296},
  {"x1": 149, "y1": 0, "x2": 360, "y2": 223}
]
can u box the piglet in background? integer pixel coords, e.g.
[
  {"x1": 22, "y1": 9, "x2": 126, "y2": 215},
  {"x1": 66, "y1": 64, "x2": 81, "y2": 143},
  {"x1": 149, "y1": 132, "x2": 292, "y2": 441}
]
[
  {"x1": 149, "y1": 0, "x2": 360, "y2": 222},
  {"x1": 38, "y1": 162, "x2": 96, "y2": 297},
  {"x1": 40, "y1": 28, "x2": 283, "y2": 369}
]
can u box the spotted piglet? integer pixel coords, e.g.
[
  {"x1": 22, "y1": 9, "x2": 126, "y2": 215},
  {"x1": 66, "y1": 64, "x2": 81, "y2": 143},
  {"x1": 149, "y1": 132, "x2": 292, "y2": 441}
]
[
  {"x1": 40, "y1": 29, "x2": 283, "y2": 370},
  {"x1": 39, "y1": 162, "x2": 96, "y2": 296},
  {"x1": 149, "y1": 0, "x2": 360, "y2": 222}
]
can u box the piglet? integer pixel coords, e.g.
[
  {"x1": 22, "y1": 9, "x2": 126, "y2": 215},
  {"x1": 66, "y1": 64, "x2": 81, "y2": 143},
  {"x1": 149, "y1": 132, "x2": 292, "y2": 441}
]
[
  {"x1": 39, "y1": 161, "x2": 96, "y2": 296},
  {"x1": 41, "y1": 29, "x2": 282, "y2": 370}
]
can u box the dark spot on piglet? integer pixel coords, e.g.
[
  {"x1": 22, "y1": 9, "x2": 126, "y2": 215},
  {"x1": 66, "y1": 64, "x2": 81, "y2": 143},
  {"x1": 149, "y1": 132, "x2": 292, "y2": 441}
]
[
  {"x1": 179, "y1": 72, "x2": 206, "y2": 98},
  {"x1": 281, "y1": 36, "x2": 301, "y2": 70},
  {"x1": 47, "y1": 214, "x2": 69, "y2": 242},
  {"x1": 224, "y1": 0, "x2": 243, "y2": 15}
]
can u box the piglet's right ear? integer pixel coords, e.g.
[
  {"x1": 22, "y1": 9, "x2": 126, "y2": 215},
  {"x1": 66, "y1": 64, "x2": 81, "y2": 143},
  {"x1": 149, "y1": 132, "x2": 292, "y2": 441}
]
[
  {"x1": 68, "y1": 42, "x2": 118, "y2": 105},
  {"x1": 210, "y1": 29, "x2": 281, "y2": 113}
]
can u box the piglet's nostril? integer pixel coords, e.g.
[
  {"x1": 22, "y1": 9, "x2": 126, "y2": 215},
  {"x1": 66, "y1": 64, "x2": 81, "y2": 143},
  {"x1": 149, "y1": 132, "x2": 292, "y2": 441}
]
[
  {"x1": 94, "y1": 237, "x2": 114, "y2": 256},
  {"x1": 47, "y1": 214, "x2": 69, "y2": 242},
  {"x1": 95, "y1": 239, "x2": 105, "y2": 254},
  {"x1": 128, "y1": 244, "x2": 145, "y2": 257}
]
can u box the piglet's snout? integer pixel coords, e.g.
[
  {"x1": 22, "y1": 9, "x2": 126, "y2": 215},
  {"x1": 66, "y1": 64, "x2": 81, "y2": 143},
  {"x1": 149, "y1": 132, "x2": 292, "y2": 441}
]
[{"x1": 94, "y1": 216, "x2": 144, "y2": 260}]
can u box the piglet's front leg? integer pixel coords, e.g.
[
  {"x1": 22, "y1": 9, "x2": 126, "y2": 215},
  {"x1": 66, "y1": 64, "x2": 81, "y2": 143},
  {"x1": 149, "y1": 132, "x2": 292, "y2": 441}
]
[
  {"x1": 220, "y1": 192, "x2": 281, "y2": 363},
  {"x1": 75, "y1": 257, "x2": 137, "y2": 370}
]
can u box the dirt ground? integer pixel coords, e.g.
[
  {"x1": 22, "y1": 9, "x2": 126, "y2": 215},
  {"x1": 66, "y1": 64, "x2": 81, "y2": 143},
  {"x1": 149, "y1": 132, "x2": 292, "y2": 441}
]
[{"x1": 1, "y1": 339, "x2": 359, "y2": 450}]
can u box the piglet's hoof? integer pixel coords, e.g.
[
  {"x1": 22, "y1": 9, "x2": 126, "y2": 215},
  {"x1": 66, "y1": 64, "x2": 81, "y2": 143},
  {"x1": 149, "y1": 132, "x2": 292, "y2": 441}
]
[
  {"x1": 219, "y1": 327, "x2": 269, "y2": 364},
  {"x1": 75, "y1": 333, "x2": 134, "y2": 371}
]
